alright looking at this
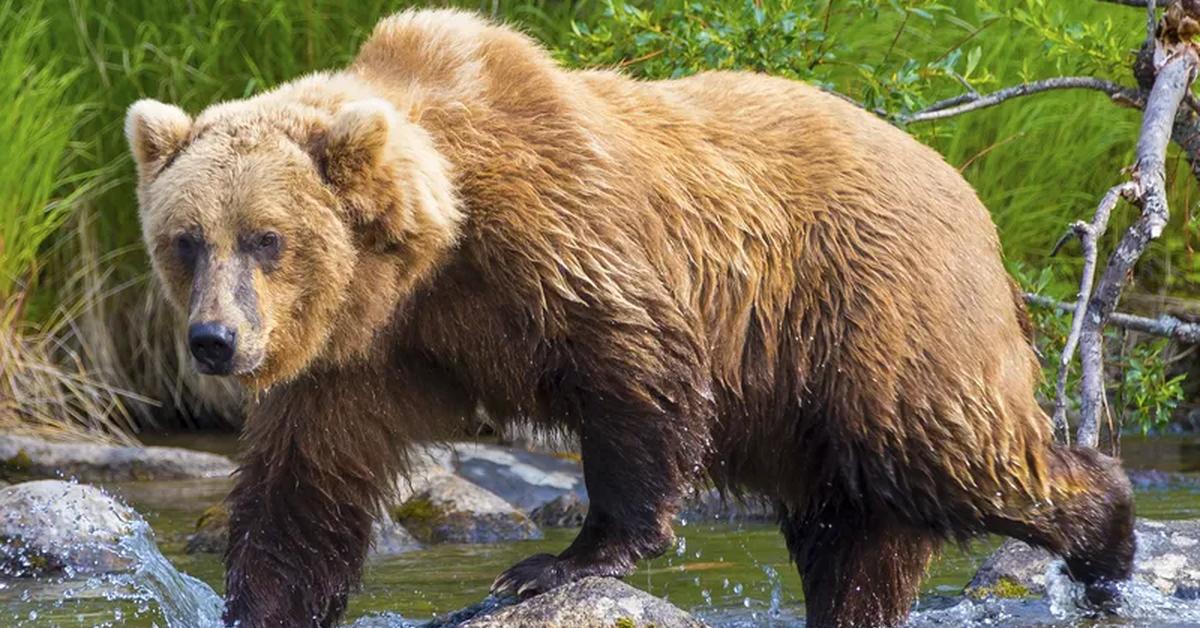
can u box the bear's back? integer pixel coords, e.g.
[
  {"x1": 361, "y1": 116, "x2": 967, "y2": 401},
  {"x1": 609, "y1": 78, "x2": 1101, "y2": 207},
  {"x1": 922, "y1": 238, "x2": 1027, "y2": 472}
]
[{"x1": 351, "y1": 10, "x2": 1039, "y2": 454}]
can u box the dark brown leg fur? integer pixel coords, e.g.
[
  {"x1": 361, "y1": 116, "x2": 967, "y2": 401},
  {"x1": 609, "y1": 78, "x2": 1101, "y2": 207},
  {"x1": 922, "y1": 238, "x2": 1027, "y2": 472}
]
[
  {"x1": 492, "y1": 401, "x2": 689, "y2": 597},
  {"x1": 224, "y1": 449, "x2": 372, "y2": 627},
  {"x1": 782, "y1": 504, "x2": 939, "y2": 628},
  {"x1": 222, "y1": 360, "x2": 452, "y2": 627},
  {"x1": 986, "y1": 445, "x2": 1136, "y2": 608},
  {"x1": 491, "y1": 305, "x2": 712, "y2": 599}
]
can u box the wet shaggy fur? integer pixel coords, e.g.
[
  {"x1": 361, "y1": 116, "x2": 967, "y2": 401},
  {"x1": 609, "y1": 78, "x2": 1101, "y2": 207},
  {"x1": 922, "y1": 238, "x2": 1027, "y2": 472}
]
[{"x1": 126, "y1": 9, "x2": 1135, "y2": 627}]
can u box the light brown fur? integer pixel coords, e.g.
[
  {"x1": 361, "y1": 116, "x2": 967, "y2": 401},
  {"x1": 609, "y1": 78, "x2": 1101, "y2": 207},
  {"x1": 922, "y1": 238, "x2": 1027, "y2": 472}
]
[{"x1": 127, "y1": 10, "x2": 1134, "y2": 627}]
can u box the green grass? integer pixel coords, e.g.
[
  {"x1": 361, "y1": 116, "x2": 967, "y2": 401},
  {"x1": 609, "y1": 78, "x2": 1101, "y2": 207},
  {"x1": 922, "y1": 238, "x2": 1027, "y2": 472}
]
[
  {"x1": 0, "y1": 0, "x2": 86, "y2": 307},
  {"x1": 3, "y1": 0, "x2": 1196, "y2": 432}
]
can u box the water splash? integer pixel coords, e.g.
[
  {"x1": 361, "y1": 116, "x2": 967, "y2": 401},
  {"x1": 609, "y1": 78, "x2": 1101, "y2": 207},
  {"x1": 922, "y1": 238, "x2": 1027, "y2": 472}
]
[
  {"x1": 910, "y1": 559, "x2": 1200, "y2": 627},
  {"x1": 0, "y1": 482, "x2": 222, "y2": 628},
  {"x1": 108, "y1": 518, "x2": 223, "y2": 627}
]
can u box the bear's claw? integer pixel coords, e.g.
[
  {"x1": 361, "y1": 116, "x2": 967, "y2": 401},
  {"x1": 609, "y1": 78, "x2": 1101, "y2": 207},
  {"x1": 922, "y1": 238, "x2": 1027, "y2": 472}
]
[{"x1": 491, "y1": 553, "x2": 572, "y2": 599}]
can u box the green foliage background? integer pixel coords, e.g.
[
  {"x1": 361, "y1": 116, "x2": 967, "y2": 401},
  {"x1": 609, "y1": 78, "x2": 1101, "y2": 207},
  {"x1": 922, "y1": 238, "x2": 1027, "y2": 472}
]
[{"x1": 3, "y1": 0, "x2": 1196, "y2": 432}]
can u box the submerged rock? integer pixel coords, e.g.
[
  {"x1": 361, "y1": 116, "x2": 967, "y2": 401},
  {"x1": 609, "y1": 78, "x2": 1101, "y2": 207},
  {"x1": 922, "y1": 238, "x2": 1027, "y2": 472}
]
[
  {"x1": 1126, "y1": 469, "x2": 1200, "y2": 490},
  {"x1": 679, "y1": 488, "x2": 774, "y2": 523},
  {"x1": 530, "y1": 493, "x2": 588, "y2": 528},
  {"x1": 0, "y1": 480, "x2": 136, "y2": 576},
  {"x1": 455, "y1": 577, "x2": 705, "y2": 627},
  {"x1": 185, "y1": 503, "x2": 422, "y2": 558},
  {"x1": 967, "y1": 519, "x2": 1200, "y2": 599},
  {"x1": 0, "y1": 434, "x2": 235, "y2": 482},
  {"x1": 184, "y1": 504, "x2": 230, "y2": 555},
  {"x1": 450, "y1": 442, "x2": 586, "y2": 512},
  {"x1": 370, "y1": 518, "x2": 424, "y2": 557},
  {"x1": 393, "y1": 474, "x2": 541, "y2": 544}
]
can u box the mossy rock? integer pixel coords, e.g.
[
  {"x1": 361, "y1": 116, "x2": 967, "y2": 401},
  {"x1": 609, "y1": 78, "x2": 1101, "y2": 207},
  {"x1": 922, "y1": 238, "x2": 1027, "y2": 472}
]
[
  {"x1": 0, "y1": 535, "x2": 63, "y2": 577},
  {"x1": 391, "y1": 475, "x2": 540, "y2": 544},
  {"x1": 391, "y1": 497, "x2": 444, "y2": 544},
  {"x1": 0, "y1": 450, "x2": 35, "y2": 483},
  {"x1": 185, "y1": 503, "x2": 230, "y2": 554},
  {"x1": 966, "y1": 576, "x2": 1032, "y2": 600}
]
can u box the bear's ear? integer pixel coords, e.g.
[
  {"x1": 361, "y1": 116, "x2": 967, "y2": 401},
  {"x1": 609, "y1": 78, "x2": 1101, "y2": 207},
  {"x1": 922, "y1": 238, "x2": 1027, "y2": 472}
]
[
  {"x1": 321, "y1": 99, "x2": 393, "y2": 188},
  {"x1": 321, "y1": 99, "x2": 462, "y2": 249},
  {"x1": 125, "y1": 99, "x2": 192, "y2": 179}
]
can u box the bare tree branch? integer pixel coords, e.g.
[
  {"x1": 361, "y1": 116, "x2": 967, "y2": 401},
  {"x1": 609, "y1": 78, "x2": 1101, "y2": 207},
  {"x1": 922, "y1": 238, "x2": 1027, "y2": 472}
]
[
  {"x1": 1076, "y1": 45, "x2": 1199, "y2": 448},
  {"x1": 1045, "y1": 183, "x2": 1138, "y2": 443},
  {"x1": 1026, "y1": 294, "x2": 1200, "y2": 344},
  {"x1": 901, "y1": 77, "x2": 1143, "y2": 124}
]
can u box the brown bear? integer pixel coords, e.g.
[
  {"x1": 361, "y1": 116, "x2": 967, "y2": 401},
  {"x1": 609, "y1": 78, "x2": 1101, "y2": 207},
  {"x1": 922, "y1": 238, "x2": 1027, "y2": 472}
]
[{"x1": 125, "y1": 9, "x2": 1134, "y2": 627}]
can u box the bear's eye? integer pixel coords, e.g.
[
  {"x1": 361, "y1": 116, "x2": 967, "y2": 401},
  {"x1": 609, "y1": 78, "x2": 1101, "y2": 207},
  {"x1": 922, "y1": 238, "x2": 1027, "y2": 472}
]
[
  {"x1": 173, "y1": 232, "x2": 203, "y2": 265},
  {"x1": 246, "y1": 230, "x2": 283, "y2": 265}
]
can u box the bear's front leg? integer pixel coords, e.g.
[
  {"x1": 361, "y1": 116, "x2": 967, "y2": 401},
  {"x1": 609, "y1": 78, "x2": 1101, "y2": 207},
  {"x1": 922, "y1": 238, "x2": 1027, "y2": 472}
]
[
  {"x1": 492, "y1": 371, "x2": 711, "y2": 598},
  {"x1": 223, "y1": 452, "x2": 373, "y2": 627},
  {"x1": 222, "y1": 367, "x2": 412, "y2": 627}
]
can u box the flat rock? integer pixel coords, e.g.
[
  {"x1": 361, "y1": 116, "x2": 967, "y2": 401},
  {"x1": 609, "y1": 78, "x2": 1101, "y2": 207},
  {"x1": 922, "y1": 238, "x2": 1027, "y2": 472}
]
[
  {"x1": 393, "y1": 474, "x2": 541, "y2": 544},
  {"x1": 967, "y1": 519, "x2": 1200, "y2": 599},
  {"x1": 450, "y1": 442, "x2": 585, "y2": 512},
  {"x1": 1126, "y1": 469, "x2": 1200, "y2": 490},
  {"x1": 185, "y1": 503, "x2": 422, "y2": 558},
  {"x1": 457, "y1": 577, "x2": 706, "y2": 627},
  {"x1": 0, "y1": 480, "x2": 137, "y2": 576},
  {"x1": 0, "y1": 434, "x2": 235, "y2": 482}
]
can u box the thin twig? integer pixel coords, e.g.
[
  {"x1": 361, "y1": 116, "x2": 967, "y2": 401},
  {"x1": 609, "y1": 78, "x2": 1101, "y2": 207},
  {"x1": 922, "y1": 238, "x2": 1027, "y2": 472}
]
[
  {"x1": 957, "y1": 132, "x2": 1026, "y2": 172},
  {"x1": 1098, "y1": 0, "x2": 1152, "y2": 7},
  {"x1": 1046, "y1": 182, "x2": 1138, "y2": 442},
  {"x1": 901, "y1": 77, "x2": 1143, "y2": 123},
  {"x1": 808, "y1": 0, "x2": 838, "y2": 70},
  {"x1": 882, "y1": 10, "x2": 911, "y2": 68},
  {"x1": 1026, "y1": 294, "x2": 1200, "y2": 343}
]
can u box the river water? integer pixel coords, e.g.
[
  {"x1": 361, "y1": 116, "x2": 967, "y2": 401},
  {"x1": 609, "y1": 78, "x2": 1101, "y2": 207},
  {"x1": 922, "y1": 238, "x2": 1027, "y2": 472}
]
[{"x1": 3, "y1": 435, "x2": 1200, "y2": 626}]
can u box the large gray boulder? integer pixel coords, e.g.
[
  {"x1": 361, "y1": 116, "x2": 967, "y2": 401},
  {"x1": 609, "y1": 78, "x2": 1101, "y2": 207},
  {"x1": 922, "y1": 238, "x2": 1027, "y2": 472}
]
[
  {"x1": 0, "y1": 434, "x2": 235, "y2": 482},
  {"x1": 967, "y1": 519, "x2": 1200, "y2": 599},
  {"x1": 393, "y1": 474, "x2": 541, "y2": 544},
  {"x1": 450, "y1": 443, "x2": 586, "y2": 512},
  {"x1": 0, "y1": 480, "x2": 137, "y2": 576},
  {"x1": 457, "y1": 577, "x2": 706, "y2": 627}
]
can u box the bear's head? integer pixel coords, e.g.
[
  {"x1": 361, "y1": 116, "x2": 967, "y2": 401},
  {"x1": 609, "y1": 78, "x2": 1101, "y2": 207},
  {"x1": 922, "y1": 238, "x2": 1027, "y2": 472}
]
[{"x1": 126, "y1": 93, "x2": 461, "y2": 390}]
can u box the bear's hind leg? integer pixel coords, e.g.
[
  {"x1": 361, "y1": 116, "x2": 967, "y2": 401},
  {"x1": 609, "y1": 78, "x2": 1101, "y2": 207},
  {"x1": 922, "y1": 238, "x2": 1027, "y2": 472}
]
[
  {"x1": 985, "y1": 445, "x2": 1135, "y2": 608},
  {"x1": 782, "y1": 505, "x2": 939, "y2": 628}
]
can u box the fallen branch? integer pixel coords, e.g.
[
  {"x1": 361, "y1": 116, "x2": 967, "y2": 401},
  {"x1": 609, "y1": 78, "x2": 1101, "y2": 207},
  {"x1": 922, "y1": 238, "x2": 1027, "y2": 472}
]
[
  {"x1": 1074, "y1": 15, "x2": 1199, "y2": 447},
  {"x1": 900, "y1": 77, "x2": 1143, "y2": 123},
  {"x1": 1025, "y1": 294, "x2": 1200, "y2": 344}
]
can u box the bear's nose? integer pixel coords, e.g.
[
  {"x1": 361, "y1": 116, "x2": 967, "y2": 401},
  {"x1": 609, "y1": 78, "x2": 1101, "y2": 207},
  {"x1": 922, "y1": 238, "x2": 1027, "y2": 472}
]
[{"x1": 188, "y1": 322, "x2": 237, "y2": 375}]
